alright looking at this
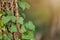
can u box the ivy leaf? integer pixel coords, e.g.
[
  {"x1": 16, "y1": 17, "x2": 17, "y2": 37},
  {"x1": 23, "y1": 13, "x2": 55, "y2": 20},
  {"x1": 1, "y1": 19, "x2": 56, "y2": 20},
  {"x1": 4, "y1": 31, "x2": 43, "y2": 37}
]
[
  {"x1": 25, "y1": 21, "x2": 35, "y2": 31},
  {"x1": 2, "y1": 34, "x2": 11, "y2": 40},
  {"x1": 2, "y1": 34, "x2": 7, "y2": 40},
  {"x1": 17, "y1": 17, "x2": 24, "y2": 24},
  {"x1": 21, "y1": 25, "x2": 26, "y2": 33},
  {"x1": 18, "y1": 1, "x2": 25, "y2": 10},
  {"x1": 7, "y1": 33, "x2": 12, "y2": 39},
  {"x1": 15, "y1": 37, "x2": 20, "y2": 40},
  {"x1": 2, "y1": 16, "x2": 11, "y2": 24},
  {"x1": 9, "y1": 24, "x2": 17, "y2": 33},
  {"x1": 18, "y1": 1, "x2": 30, "y2": 10},
  {"x1": 25, "y1": 2, "x2": 30, "y2": 9},
  {"x1": 27, "y1": 31, "x2": 34, "y2": 39},
  {"x1": 5, "y1": 10, "x2": 13, "y2": 16},
  {"x1": 22, "y1": 31, "x2": 34, "y2": 39},
  {"x1": 11, "y1": 16, "x2": 16, "y2": 22}
]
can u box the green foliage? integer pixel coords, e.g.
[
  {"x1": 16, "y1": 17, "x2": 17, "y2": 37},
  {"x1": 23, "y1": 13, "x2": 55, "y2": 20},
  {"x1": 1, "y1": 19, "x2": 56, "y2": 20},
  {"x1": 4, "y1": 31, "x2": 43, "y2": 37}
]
[
  {"x1": 18, "y1": 0, "x2": 35, "y2": 39},
  {"x1": 15, "y1": 37, "x2": 21, "y2": 40},
  {"x1": 21, "y1": 25, "x2": 26, "y2": 33},
  {"x1": 21, "y1": 21, "x2": 35, "y2": 40},
  {"x1": 17, "y1": 17, "x2": 24, "y2": 24},
  {"x1": 5, "y1": 10, "x2": 13, "y2": 16},
  {"x1": 11, "y1": 16, "x2": 16, "y2": 22},
  {"x1": 25, "y1": 21, "x2": 35, "y2": 31},
  {"x1": 2, "y1": 11, "x2": 17, "y2": 24},
  {"x1": 18, "y1": 0, "x2": 30, "y2": 10},
  {"x1": 2, "y1": 33, "x2": 12, "y2": 40},
  {"x1": 0, "y1": 0, "x2": 35, "y2": 40},
  {"x1": 22, "y1": 31, "x2": 34, "y2": 39},
  {"x1": 8, "y1": 24, "x2": 17, "y2": 33},
  {"x1": 2, "y1": 16, "x2": 11, "y2": 24}
]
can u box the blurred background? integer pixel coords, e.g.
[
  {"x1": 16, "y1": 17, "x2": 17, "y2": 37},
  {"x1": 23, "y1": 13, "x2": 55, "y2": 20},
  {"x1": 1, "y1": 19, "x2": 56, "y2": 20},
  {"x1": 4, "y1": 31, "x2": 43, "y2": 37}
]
[{"x1": 25, "y1": 0, "x2": 60, "y2": 40}]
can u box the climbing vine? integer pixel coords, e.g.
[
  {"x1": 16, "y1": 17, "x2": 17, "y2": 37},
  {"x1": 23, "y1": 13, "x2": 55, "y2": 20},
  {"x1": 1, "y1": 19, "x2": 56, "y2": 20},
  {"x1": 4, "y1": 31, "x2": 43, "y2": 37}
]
[
  {"x1": 18, "y1": 0, "x2": 35, "y2": 40},
  {"x1": 0, "y1": 0, "x2": 35, "y2": 40}
]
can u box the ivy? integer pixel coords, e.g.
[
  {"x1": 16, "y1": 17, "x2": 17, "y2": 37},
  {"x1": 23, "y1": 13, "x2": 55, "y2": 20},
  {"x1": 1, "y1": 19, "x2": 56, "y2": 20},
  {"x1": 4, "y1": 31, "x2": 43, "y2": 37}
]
[
  {"x1": 25, "y1": 21, "x2": 35, "y2": 31},
  {"x1": 21, "y1": 25, "x2": 26, "y2": 33},
  {"x1": 0, "y1": 0, "x2": 35, "y2": 40},
  {"x1": 2, "y1": 16, "x2": 11, "y2": 24},
  {"x1": 18, "y1": 0, "x2": 35, "y2": 40},
  {"x1": 17, "y1": 17, "x2": 24, "y2": 24},
  {"x1": 8, "y1": 24, "x2": 17, "y2": 33},
  {"x1": 11, "y1": 16, "x2": 16, "y2": 22},
  {"x1": 15, "y1": 37, "x2": 21, "y2": 40},
  {"x1": 2, "y1": 33, "x2": 12, "y2": 40},
  {"x1": 18, "y1": 0, "x2": 30, "y2": 10}
]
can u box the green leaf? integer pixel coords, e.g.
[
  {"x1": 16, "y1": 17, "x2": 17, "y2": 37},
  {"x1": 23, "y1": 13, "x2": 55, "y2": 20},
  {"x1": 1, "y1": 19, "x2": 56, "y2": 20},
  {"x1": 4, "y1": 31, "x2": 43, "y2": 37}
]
[
  {"x1": 2, "y1": 34, "x2": 7, "y2": 40},
  {"x1": 11, "y1": 16, "x2": 16, "y2": 22},
  {"x1": 9, "y1": 24, "x2": 17, "y2": 33},
  {"x1": 18, "y1": 1, "x2": 30, "y2": 10},
  {"x1": 17, "y1": 17, "x2": 24, "y2": 24},
  {"x1": 21, "y1": 25, "x2": 26, "y2": 33},
  {"x1": 22, "y1": 31, "x2": 34, "y2": 39},
  {"x1": 2, "y1": 34, "x2": 11, "y2": 40},
  {"x1": 5, "y1": 10, "x2": 13, "y2": 16},
  {"x1": 25, "y1": 21, "x2": 35, "y2": 31},
  {"x1": 15, "y1": 37, "x2": 20, "y2": 40},
  {"x1": 28, "y1": 31, "x2": 34, "y2": 38},
  {"x1": 2, "y1": 16, "x2": 11, "y2": 24},
  {"x1": 7, "y1": 33, "x2": 12, "y2": 39}
]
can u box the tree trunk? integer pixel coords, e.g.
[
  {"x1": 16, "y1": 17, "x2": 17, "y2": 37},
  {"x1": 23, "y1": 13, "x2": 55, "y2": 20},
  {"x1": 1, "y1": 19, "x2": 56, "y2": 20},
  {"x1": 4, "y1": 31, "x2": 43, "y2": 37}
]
[{"x1": 0, "y1": 0, "x2": 22, "y2": 40}]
